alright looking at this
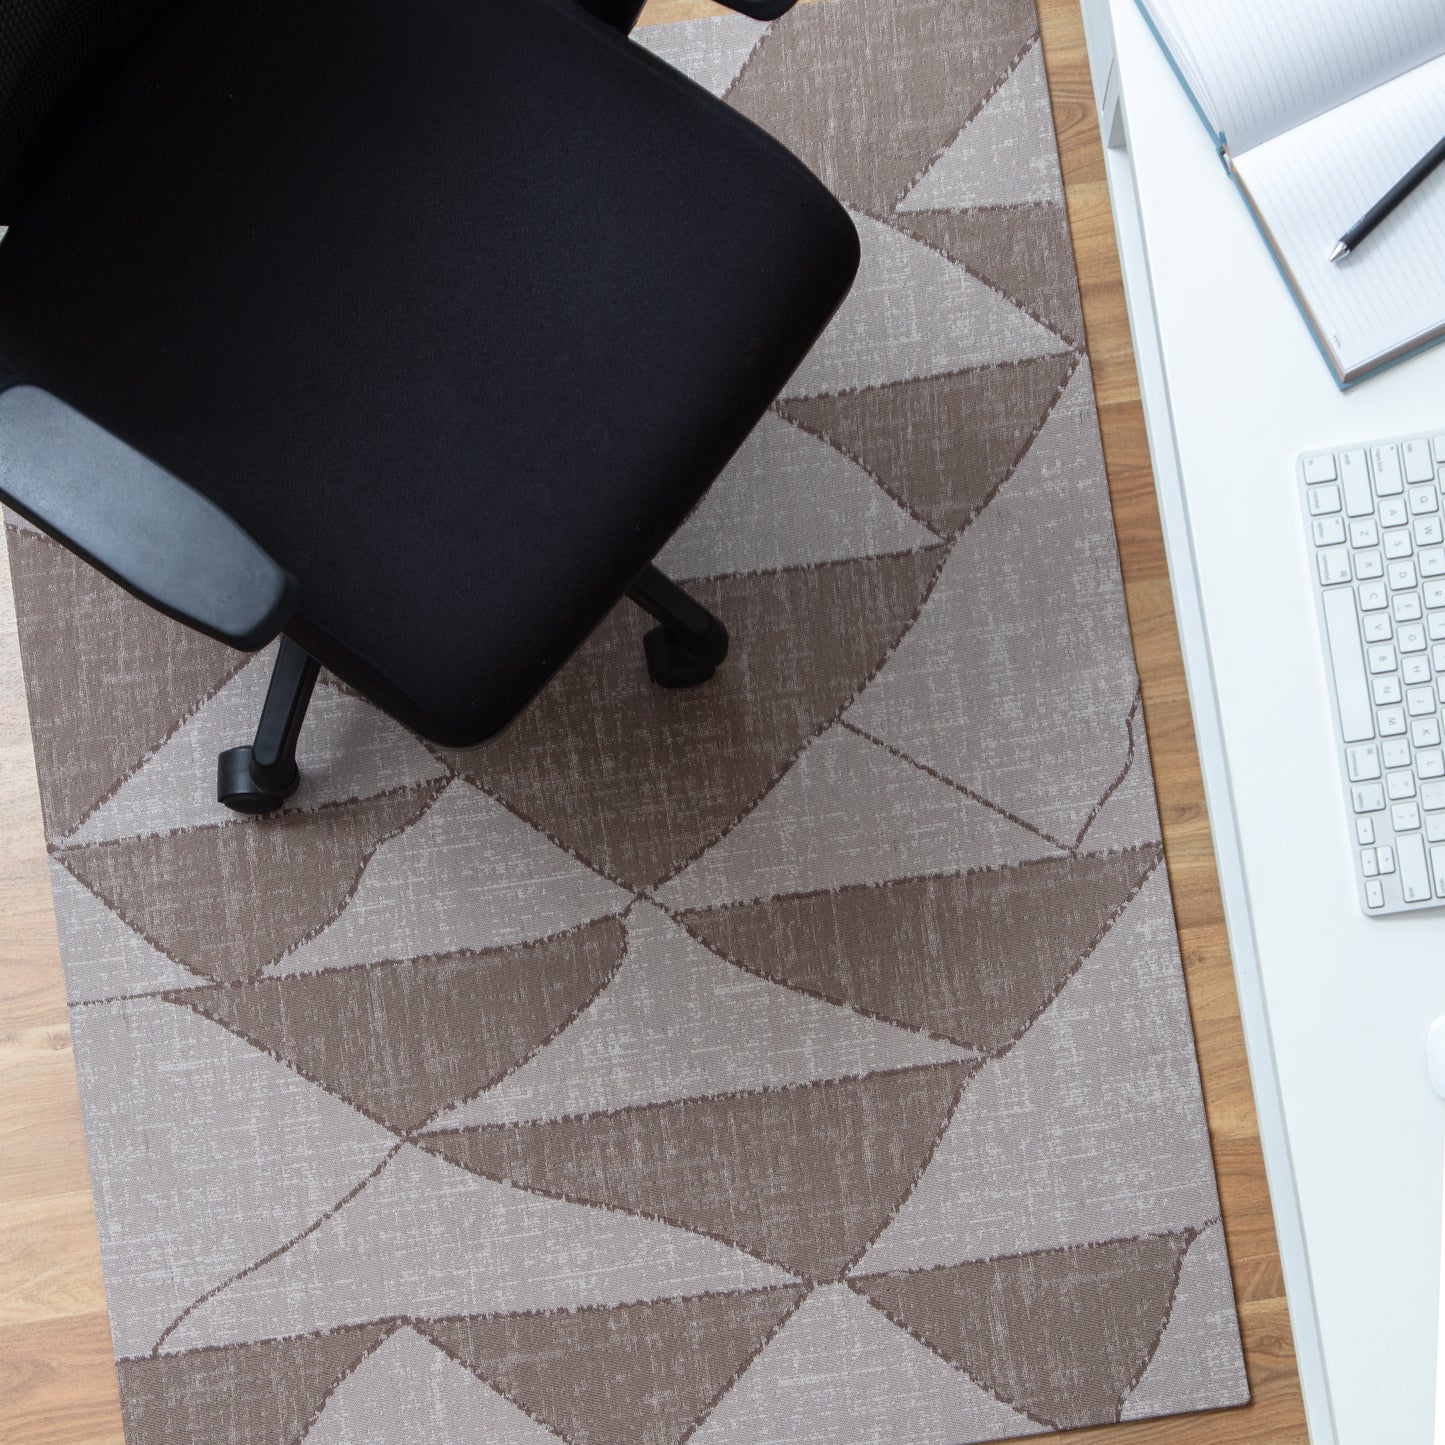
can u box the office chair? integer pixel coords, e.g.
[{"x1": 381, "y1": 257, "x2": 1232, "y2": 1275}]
[{"x1": 0, "y1": 0, "x2": 859, "y2": 814}]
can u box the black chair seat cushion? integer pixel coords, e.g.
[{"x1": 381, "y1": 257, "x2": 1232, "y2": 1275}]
[{"x1": 0, "y1": 0, "x2": 858, "y2": 745}]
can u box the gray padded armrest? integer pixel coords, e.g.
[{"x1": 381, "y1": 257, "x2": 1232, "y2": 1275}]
[{"x1": 0, "y1": 385, "x2": 296, "y2": 650}]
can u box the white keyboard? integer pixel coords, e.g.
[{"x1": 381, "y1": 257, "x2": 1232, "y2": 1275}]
[{"x1": 1301, "y1": 432, "x2": 1445, "y2": 915}]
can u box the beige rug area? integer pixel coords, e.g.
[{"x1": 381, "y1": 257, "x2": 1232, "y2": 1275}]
[{"x1": 5, "y1": 0, "x2": 1250, "y2": 1440}]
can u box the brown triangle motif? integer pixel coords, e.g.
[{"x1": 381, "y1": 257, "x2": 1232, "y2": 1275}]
[
  {"x1": 6, "y1": 525, "x2": 247, "y2": 838},
  {"x1": 727, "y1": 0, "x2": 1041, "y2": 216},
  {"x1": 897, "y1": 205, "x2": 1086, "y2": 346},
  {"x1": 452, "y1": 549, "x2": 943, "y2": 890},
  {"x1": 115, "y1": 1323, "x2": 389, "y2": 1445},
  {"x1": 59, "y1": 781, "x2": 444, "y2": 982},
  {"x1": 418, "y1": 1287, "x2": 806, "y2": 1445},
  {"x1": 853, "y1": 1232, "x2": 1191, "y2": 1430},
  {"x1": 680, "y1": 846, "x2": 1159, "y2": 1055},
  {"x1": 169, "y1": 916, "x2": 627, "y2": 1132},
  {"x1": 778, "y1": 354, "x2": 1075, "y2": 536},
  {"x1": 421, "y1": 1062, "x2": 976, "y2": 1281}
]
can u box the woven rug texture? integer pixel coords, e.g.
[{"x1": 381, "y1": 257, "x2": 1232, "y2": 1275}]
[{"x1": 5, "y1": 0, "x2": 1250, "y2": 1440}]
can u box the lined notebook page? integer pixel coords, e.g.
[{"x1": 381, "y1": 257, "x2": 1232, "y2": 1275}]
[
  {"x1": 1144, "y1": 0, "x2": 1445, "y2": 153},
  {"x1": 1233, "y1": 52, "x2": 1445, "y2": 380}
]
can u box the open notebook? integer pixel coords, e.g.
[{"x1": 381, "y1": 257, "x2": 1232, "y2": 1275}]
[{"x1": 1137, "y1": 0, "x2": 1445, "y2": 387}]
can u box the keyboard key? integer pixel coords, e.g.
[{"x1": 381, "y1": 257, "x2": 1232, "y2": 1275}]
[
  {"x1": 1304, "y1": 452, "x2": 1338, "y2": 483},
  {"x1": 1346, "y1": 744, "x2": 1381, "y2": 780},
  {"x1": 1399, "y1": 623, "x2": 1427, "y2": 653},
  {"x1": 1430, "y1": 614, "x2": 1445, "y2": 640},
  {"x1": 1420, "y1": 749, "x2": 1445, "y2": 778},
  {"x1": 1311, "y1": 516, "x2": 1346, "y2": 546},
  {"x1": 1405, "y1": 439, "x2": 1436, "y2": 483},
  {"x1": 1405, "y1": 656, "x2": 1432, "y2": 684},
  {"x1": 1359, "y1": 580, "x2": 1388, "y2": 610},
  {"x1": 1353, "y1": 783, "x2": 1386, "y2": 812},
  {"x1": 1386, "y1": 531, "x2": 1414, "y2": 559},
  {"x1": 1412, "y1": 485, "x2": 1440, "y2": 514},
  {"x1": 1320, "y1": 588, "x2": 1376, "y2": 743},
  {"x1": 1381, "y1": 497, "x2": 1410, "y2": 528},
  {"x1": 1353, "y1": 518, "x2": 1381, "y2": 547},
  {"x1": 1434, "y1": 435, "x2": 1445, "y2": 463},
  {"x1": 1394, "y1": 801, "x2": 1423, "y2": 832},
  {"x1": 1374, "y1": 675, "x2": 1402, "y2": 704},
  {"x1": 1430, "y1": 815, "x2": 1445, "y2": 843},
  {"x1": 1433, "y1": 643, "x2": 1445, "y2": 671},
  {"x1": 1399, "y1": 833, "x2": 1431, "y2": 899},
  {"x1": 1418, "y1": 517, "x2": 1444, "y2": 546},
  {"x1": 1379, "y1": 707, "x2": 1407, "y2": 736},
  {"x1": 1309, "y1": 484, "x2": 1343, "y2": 514},
  {"x1": 1414, "y1": 718, "x2": 1442, "y2": 747},
  {"x1": 1341, "y1": 449, "x2": 1373, "y2": 514},
  {"x1": 1388, "y1": 771, "x2": 1417, "y2": 800},
  {"x1": 1361, "y1": 847, "x2": 1378, "y2": 876},
  {"x1": 1389, "y1": 560, "x2": 1419, "y2": 589},
  {"x1": 1433, "y1": 845, "x2": 1445, "y2": 898},
  {"x1": 1318, "y1": 548, "x2": 1351, "y2": 584},
  {"x1": 1378, "y1": 844, "x2": 1397, "y2": 873},
  {"x1": 1423, "y1": 780, "x2": 1445, "y2": 810},
  {"x1": 1368, "y1": 644, "x2": 1398, "y2": 674},
  {"x1": 1421, "y1": 549, "x2": 1445, "y2": 577},
  {"x1": 1407, "y1": 685, "x2": 1435, "y2": 714},
  {"x1": 1384, "y1": 738, "x2": 1411, "y2": 768},
  {"x1": 1354, "y1": 549, "x2": 1384, "y2": 579},
  {"x1": 1393, "y1": 593, "x2": 1422, "y2": 621},
  {"x1": 1364, "y1": 615, "x2": 1392, "y2": 642},
  {"x1": 1373, "y1": 445, "x2": 1405, "y2": 495},
  {"x1": 1366, "y1": 879, "x2": 1386, "y2": 909},
  {"x1": 1358, "y1": 817, "x2": 1376, "y2": 844},
  {"x1": 1428, "y1": 580, "x2": 1445, "y2": 607}
]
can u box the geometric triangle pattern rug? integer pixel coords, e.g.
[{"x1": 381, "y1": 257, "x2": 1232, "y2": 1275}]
[{"x1": 4, "y1": 0, "x2": 1249, "y2": 1440}]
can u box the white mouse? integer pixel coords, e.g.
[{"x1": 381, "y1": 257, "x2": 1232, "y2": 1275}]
[{"x1": 1429, "y1": 1017, "x2": 1445, "y2": 1099}]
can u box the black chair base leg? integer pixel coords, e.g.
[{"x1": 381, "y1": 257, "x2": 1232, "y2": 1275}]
[
  {"x1": 626, "y1": 564, "x2": 729, "y2": 689},
  {"x1": 217, "y1": 637, "x2": 321, "y2": 814}
]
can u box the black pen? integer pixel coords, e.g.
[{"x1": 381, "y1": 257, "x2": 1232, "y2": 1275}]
[{"x1": 1330, "y1": 133, "x2": 1445, "y2": 262}]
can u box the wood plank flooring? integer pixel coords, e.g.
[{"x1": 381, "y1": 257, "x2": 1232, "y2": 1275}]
[{"x1": 0, "y1": 2, "x2": 1309, "y2": 1438}]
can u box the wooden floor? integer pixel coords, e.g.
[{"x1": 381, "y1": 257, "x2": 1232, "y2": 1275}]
[{"x1": 0, "y1": 3, "x2": 1310, "y2": 1441}]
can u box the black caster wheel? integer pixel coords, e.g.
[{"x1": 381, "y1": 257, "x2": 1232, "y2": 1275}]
[
  {"x1": 642, "y1": 626, "x2": 717, "y2": 689},
  {"x1": 217, "y1": 746, "x2": 298, "y2": 815}
]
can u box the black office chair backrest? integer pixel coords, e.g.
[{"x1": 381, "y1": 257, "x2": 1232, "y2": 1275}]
[{"x1": 0, "y1": 0, "x2": 158, "y2": 215}]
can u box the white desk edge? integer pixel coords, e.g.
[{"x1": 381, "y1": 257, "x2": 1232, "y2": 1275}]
[
  {"x1": 1076, "y1": 2, "x2": 1445, "y2": 1441},
  {"x1": 1082, "y1": 53, "x2": 1338, "y2": 1445}
]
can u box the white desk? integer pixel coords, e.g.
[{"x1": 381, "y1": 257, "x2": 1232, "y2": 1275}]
[{"x1": 1076, "y1": 3, "x2": 1445, "y2": 1442}]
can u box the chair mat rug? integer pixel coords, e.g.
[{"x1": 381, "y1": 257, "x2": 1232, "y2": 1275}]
[{"x1": 5, "y1": 0, "x2": 1250, "y2": 1440}]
